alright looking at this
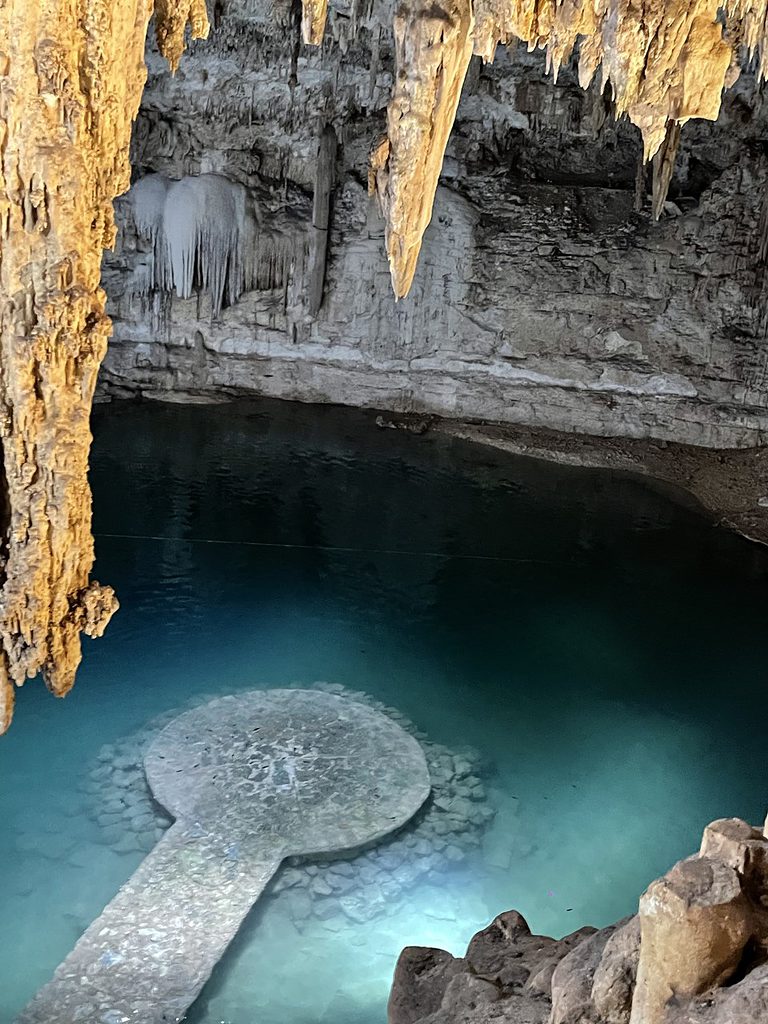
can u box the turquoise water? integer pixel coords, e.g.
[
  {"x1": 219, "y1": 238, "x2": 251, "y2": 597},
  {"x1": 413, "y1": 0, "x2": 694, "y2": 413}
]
[{"x1": 2, "y1": 397, "x2": 768, "y2": 1023}]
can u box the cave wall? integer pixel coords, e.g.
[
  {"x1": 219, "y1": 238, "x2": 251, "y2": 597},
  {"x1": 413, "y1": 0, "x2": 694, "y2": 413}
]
[{"x1": 101, "y1": 0, "x2": 768, "y2": 448}]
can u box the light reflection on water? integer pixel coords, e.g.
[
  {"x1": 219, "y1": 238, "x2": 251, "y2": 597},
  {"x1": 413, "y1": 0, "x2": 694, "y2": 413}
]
[{"x1": 1, "y1": 398, "x2": 767, "y2": 1023}]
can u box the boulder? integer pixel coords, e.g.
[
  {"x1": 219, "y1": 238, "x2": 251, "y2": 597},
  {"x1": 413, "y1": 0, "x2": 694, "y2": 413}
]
[
  {"x1": 466, "y1": 911, "x2": 585, "y2": 995},
  {"x1": 389, "y1": 947, "x2": 466, "y2": 1024},
  {"x1": 438, "y1": 973, "x2": 501, "y2": 1014},
  {"x1": 629, "y1": 856, "x2": 754, "y2": 1024},
  {"x1": 591, "y1": 916, "x2": 640, "y2": 1024},
  {"x1": 523, "y1": 927, "x2": 599, "y2": 999},
  {"x1": 550, "y1": 923, "x2": 619, "y2": 1024},
  {"x1": 699, "y1": 818, "x2": 768, "y2": 890}
]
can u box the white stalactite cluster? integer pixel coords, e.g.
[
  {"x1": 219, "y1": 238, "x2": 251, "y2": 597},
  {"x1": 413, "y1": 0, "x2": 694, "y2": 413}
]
[
  {"x1": 122, "y1": 173, "x2": 300, "y2": 316},
  {"x1": 125, "y1": 174, "x2": 260, "y2": 316}
]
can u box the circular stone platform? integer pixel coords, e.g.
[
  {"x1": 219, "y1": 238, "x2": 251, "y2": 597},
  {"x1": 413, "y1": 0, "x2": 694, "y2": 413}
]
[
  {"x1": 145, "y1": 688, "x2": 431, "y2": 854},
  {"x1": 18, "y1": 690, "x2": 431, "y2": 1024}
]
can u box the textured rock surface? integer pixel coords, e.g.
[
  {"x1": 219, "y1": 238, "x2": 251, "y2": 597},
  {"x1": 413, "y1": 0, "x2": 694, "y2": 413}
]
[
  {"x1": 0, "y1": 1, "x2": 209, "y2": 731},
  {"x1": 590, "y1": 917, "x2": 640, "y2": 1024},
  {"x1": 102, "y1": 4, "x2": 768, "y2": 456},
  {"x1": 389, "y1": 817, "x2": 768, "y2": 1024},
  {"x1": 630, "y1": 857, "x2": 753, "y2": 1024}
]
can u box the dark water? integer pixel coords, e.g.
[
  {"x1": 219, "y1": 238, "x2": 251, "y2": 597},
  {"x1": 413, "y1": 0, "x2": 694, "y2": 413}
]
[{"x1": 1, "y1": 398, "x2": 767, "y2": 1023}]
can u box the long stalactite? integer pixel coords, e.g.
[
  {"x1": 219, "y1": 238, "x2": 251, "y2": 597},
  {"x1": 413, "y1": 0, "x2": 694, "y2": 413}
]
[
  {"x1": 361, "y1": 0, "x2": 768, "y2": 296},
  {"x1": 0, "y1": 0, "x2": 209, "y2": 733},
  {"x1": 3, "y1": 0, "x2": 768, "y2": 731}
]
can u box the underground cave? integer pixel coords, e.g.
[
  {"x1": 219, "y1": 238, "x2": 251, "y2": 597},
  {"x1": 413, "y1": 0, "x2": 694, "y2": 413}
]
[{"x1": 2, "y1": 2, "x2": 768, "y2": 1023}]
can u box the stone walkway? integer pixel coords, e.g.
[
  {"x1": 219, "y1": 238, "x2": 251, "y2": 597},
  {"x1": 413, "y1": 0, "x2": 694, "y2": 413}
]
[{"x1": 17, "y1": 690, "x2": 430, "y2": 1024}]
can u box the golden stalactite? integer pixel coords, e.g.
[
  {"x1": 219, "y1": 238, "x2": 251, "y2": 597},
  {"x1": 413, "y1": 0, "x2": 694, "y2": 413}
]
[
  {"x1": 0, "y1": 0, "x2": 207, "y2": 733},
  {"x1": 301, "y1": 0, "x2": 329, "y2": 46},
  {"x1": 154, "y1": 0, "x2": 210, "y2": 73},
  {"x1": 370, "y1": 0, "x2": 476, "y2": 298},
  {"x1": 368, "y1": 0, "x2": 768, "y2": 296}
]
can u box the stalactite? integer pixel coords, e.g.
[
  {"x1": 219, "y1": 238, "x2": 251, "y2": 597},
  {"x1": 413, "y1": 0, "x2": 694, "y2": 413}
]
[
  {"x1": 301, "y1": 0, "x2": 329, "y2": 45},
  {"x1": 154, "y1": 0, "x2": 210, "y2": 72},
  {"x1": 651, "y1": 122, "x2": 682, "y2": 219},
  {"x1": 0, "y1": 2, "x2": 208, "y2": 733},
  {"x1": 370, "y1": 0, "x2": 475, "y2": 298},
  {"x1": 307, "y1": 126, "x2": 338, "y2": 317},
  {"x1": 363, "y1": 0, "x2": 768, "y2": 296}
]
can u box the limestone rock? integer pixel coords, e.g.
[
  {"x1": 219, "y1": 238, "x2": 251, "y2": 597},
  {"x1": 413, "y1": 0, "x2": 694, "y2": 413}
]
[
  {"x1": 438, "y1": 973, "x2": 501, "y2": 1015},
  {"x1": 629, "y1": 856, "x2": 754, "y2": 1024},
  {"x1": 682, "y1": 963, "x2": 768, "y2": 1024},
  {"x1": 466, "y1": 911, "x2": 595, "y2": 998},
  {"x1": 389, "y1": 818, "x2": 768, "y2": 1024},
  {"x1": 103, "y1": 12, "x2": 768, "y2": 457},
  {"x1": 389, "y1": 947, "x2": 466, "y2": 1024},
  {"x1": 700, "y1": 818, "x2": 768, "y2": 888},
  {"x1": 550, "y1": 922, "x2": 619, "y2": 1024},
  {"x1": 523, "y1": 928, "x2": 598, "y2": 1000},
  {"x1": 590, "y1": 917, "x2": 640, "y2": 1024}
]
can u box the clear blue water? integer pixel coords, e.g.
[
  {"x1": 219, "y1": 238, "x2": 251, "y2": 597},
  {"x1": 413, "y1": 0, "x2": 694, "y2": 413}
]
[{"x1": 1, "y1": 398, "x2": 768, "y2": 1023}]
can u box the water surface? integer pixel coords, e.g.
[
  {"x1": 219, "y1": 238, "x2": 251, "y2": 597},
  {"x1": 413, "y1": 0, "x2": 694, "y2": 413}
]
[{"x1": 1, "y1": 398, "x2": 767, "y2": 1023}]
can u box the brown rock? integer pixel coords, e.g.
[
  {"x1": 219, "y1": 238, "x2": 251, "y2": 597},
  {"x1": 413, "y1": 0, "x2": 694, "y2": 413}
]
[
  {"x1": 551, "y1": 922, "x2": 620, "y2": 1023},
  {"x1": 700, "y1": 818, "x2": 768, "y2": 888},
  {"x1": 438, "y1": 973, "x2": 501, "y2": 1014},
  {"x1": 389, "y1": 947, "x2": 466, "y2": 1024},
  {"x1": 591, "y1": 917, "x2": 640, "y2": 1024},
  {"x1": 523, "y1": 927, "x2": 599, "y2": 999},
  {"x1": 629, "y1": 856, "x2": 754, "y2": 1024},
  {"x1": 466, "y1": 911, "x2": 584, "y2": 995},
  {"x1": 682, "y1": 963, "x2": 768, "y2": 1024}
]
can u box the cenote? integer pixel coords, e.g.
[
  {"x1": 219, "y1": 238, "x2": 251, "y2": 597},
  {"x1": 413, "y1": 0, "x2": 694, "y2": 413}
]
[{"x1": 1, "y1": 398, "x2": 767, "y2": 1023}]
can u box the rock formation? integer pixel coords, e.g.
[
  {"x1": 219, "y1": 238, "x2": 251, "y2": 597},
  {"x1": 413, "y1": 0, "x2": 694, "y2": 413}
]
[
  {"x1": 0, "y1": 2, "x2": 207, "y2": 731},
  {"x1": 388, "y1": 817, "x2": 768, "y2": 1024},
  {"x1": 365, "y1": 1, "x2": 768, "y2": 295},
  {"x1": 103, "y1": 4, "x2": 768, "y2": 458},
  {"x1": 5, "y1": 0, "x2": 768, "y2": 727}
]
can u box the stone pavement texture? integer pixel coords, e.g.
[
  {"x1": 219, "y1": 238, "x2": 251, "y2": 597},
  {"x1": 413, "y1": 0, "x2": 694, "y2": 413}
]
[{"x1": 17, "y1": 689, "x2": 430, "y2": 1024}]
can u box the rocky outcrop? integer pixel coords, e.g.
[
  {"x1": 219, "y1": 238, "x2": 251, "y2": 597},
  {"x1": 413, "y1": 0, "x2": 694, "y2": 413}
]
[
  {"x1": 102, "y1": 4, "x2": 768, "y2": 454},
  {"x1": 388, "y1": 817, "x2": 768, "y2": 1024},
  {"x1": 0, "y1": 2, "x2": 207, "y2": 731},
  {"x1": 630, "y1": 856, "x2": 753, "y2": 1024}
]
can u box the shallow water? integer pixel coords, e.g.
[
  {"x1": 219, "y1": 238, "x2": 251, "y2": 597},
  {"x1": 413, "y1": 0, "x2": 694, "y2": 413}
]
[{"x1": 2, "y1": 398, "x2": 768, "y2": 1024}]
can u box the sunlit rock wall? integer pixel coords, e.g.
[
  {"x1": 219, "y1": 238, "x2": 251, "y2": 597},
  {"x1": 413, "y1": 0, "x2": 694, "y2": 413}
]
[{"x1": 101, "y1": 0, "x2": 768, "y2": 448}]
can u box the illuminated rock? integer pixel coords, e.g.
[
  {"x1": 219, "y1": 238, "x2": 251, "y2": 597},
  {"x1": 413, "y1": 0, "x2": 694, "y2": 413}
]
[{"x1": 0, "y1": 0, "x2": 207, "y2": 732}]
